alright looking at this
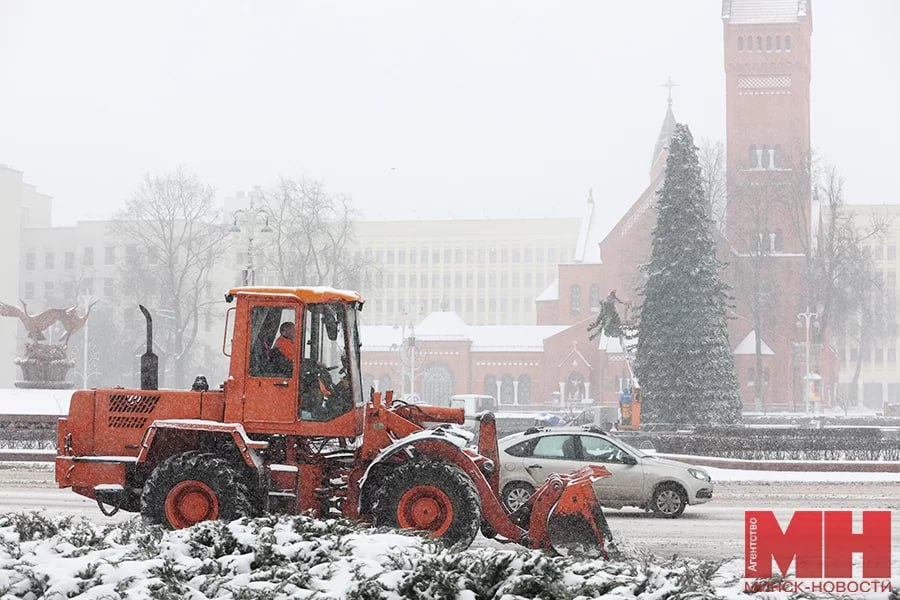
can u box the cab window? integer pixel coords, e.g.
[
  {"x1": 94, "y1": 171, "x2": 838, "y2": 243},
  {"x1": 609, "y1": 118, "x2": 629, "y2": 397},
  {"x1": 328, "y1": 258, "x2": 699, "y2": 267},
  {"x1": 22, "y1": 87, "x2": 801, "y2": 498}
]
[
  {"x1": 300, "y1": 303, "x2": 356, "y2": 422},
  {"x1": 248, "y1": 305, "x2": 296, "y2": 378}
]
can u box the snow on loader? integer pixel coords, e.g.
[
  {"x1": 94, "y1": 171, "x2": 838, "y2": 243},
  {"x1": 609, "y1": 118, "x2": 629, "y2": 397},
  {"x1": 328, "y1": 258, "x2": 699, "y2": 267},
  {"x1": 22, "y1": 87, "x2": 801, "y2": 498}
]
[{"x1": 56, "y1": 287, "x2": 614, "y2": 555}]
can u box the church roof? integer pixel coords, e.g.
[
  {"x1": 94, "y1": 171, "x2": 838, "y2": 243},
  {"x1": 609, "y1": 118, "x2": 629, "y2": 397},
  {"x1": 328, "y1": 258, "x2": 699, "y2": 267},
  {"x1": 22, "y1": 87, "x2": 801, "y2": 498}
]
[
  {"x1": 734, "y1": 330, "x2": 775, "y2": 355},
  {"x1": 573, "y1": 189, "x2": 603, "y2": 263},
  {"x1": 535, "y1": 278, "x2": 559, "y2": 302},
  {"x1": 722, "y1": 0, "x2": 808, "y2": 24}
]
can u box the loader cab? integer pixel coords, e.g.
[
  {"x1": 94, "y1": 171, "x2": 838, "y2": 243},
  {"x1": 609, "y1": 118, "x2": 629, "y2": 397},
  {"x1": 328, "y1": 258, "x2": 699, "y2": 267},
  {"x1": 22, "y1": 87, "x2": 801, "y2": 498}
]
[{"x1": 226, "y1": 287, "x2": 365, "y2": 437}]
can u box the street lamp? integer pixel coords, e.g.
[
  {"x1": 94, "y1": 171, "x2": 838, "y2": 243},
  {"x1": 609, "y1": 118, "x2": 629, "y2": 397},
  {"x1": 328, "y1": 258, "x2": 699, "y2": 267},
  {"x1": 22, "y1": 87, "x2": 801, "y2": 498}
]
[
  {"x1": 392, "y1": 318, "x2": 418, "y2": 402},
  {"x1": 230, "y1": 188, "x2": 272, "y2": 286},
  {"x1": 796, "y1": 307, "x2": 819, "y2": 413},
  {"x1": 76, "y1": 293, "x2": 99, "y2": 388}
]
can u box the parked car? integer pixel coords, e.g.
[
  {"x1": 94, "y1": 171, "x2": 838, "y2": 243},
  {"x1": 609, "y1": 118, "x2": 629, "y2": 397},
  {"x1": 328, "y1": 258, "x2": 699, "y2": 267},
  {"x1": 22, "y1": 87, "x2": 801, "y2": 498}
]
[{"x1": 497, "y1": 426, "x2": 713, "y2": 518}]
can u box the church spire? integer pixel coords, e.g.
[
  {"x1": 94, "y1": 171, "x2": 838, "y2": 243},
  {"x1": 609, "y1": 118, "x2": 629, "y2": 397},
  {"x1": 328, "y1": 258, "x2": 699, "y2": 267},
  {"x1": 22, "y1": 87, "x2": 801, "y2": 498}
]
[{"x1": 650, "y1": 78, "x2": 678, "y2": 180}]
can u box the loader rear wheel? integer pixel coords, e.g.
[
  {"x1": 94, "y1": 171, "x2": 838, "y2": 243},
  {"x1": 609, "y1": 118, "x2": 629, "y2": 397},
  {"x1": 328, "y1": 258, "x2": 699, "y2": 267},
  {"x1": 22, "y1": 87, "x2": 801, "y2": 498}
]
[
  {"x1": 141, "y1": 451, "x2": 253, "y2": 529},
  {"x1": 650, "y1": 482, "x2": 687, "y2": 518},
  {"x1": 371, "y1": 459, "x2": 481, "y2": 548}
]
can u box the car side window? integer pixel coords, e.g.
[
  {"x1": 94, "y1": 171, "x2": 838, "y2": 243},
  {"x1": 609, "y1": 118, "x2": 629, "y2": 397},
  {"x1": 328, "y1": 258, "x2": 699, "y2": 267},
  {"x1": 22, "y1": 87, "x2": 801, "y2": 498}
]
[
  {"x1": 579, "y1": 435, "x2": 628, "y2": 463},
  {"x1": 504, "y1": 439, "x2": 537, "y2": 457},
  {"x1": 532, "y1": 435, "x2": 578, "y2": 460}
]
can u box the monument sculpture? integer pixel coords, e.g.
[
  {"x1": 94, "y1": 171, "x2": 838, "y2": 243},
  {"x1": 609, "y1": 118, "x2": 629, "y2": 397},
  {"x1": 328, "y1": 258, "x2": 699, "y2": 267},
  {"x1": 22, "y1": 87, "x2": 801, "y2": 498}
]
[{"x1": 0, "y1": 300, "x2": 96, "y2": 389}]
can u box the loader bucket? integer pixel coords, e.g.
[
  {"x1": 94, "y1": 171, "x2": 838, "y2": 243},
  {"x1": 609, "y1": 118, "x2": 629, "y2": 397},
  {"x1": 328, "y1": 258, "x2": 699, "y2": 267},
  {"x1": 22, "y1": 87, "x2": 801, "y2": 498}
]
[{"x1": 525, "y1": 465, "x2": 614, "y2": 558}]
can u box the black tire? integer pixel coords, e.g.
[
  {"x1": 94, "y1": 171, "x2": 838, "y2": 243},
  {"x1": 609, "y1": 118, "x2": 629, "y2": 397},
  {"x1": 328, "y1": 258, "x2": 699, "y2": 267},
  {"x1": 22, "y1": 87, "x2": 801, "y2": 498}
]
[
  {"x1": 371, "y1": 458, "x2": 481, "y2": 548},
  {"x1": 501, "y1": 481, "x2": 535, "y2": 512},
  {"x1": 650, "y1": 482, "x2": 687, "y2": 518},
  {"x1": 141, "y1": 451, "x2": 254, "y2": 528}
]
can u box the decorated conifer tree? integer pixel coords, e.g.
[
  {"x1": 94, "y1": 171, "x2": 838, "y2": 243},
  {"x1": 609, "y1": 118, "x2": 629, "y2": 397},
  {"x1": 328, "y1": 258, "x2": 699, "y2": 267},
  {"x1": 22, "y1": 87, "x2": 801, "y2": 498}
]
[{"x1": 634, "y1": 123, "x2": 741, "y2": 425}]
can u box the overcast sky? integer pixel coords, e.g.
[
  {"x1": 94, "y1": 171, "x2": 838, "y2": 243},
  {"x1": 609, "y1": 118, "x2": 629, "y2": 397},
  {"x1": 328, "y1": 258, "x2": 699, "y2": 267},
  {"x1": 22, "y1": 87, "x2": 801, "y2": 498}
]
[{"x1": 2, "y1": 1, "x2": 898, "y2": 233}]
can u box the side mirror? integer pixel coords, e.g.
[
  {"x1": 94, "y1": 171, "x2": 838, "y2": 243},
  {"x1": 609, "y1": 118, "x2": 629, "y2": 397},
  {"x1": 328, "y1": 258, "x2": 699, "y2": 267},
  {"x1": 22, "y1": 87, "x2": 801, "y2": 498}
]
[{"x1": 622, "y1": 454, "x2": 638, "y2": 466}]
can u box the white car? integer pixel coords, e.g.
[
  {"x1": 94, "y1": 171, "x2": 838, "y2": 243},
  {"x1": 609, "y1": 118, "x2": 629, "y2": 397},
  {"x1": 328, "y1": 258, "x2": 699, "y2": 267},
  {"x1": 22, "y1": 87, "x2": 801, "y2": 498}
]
[{"x1": 498, "y1": 426, "x2": 713, "y2": 518}]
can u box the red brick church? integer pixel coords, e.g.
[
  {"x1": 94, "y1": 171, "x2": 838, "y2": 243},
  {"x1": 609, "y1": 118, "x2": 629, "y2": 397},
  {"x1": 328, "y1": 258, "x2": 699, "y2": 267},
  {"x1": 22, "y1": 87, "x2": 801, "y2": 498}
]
[{"x1": 362, "y1": 0, "x2": 828, "y2": 414}]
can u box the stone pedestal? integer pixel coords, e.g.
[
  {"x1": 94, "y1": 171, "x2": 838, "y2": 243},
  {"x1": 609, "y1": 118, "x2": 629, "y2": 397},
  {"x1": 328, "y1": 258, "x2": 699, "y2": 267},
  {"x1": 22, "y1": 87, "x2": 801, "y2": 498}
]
[{"x1": 13, "y1": 343, "x2": 74, "y2": 389}]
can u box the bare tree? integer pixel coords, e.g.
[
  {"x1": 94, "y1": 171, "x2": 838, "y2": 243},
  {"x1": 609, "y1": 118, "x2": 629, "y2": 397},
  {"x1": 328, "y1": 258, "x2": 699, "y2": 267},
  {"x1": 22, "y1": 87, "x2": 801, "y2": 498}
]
[
  {"x1": 259, "y1": 177, "x2": 364, "y2": 288},
  {"x1": 111, "y1": 168, "x2": 230, "y2": 387},
  {"x1": 699, "y1": 139, "x2": 727, "y2": 235}
]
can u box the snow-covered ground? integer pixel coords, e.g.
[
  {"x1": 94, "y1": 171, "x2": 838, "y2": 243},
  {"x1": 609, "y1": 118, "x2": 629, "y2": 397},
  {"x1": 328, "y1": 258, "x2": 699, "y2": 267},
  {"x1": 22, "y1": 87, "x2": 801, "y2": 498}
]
[{"x1": 2, "y1": 511, "x2": 894, "y2": 600}]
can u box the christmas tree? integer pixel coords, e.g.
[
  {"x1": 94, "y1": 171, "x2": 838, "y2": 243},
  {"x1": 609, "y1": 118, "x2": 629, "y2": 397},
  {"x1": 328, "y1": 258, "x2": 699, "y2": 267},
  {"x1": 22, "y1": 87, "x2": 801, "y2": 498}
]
[{"x1": 634, "y1": 123, "x2": 741, "y2": 425}]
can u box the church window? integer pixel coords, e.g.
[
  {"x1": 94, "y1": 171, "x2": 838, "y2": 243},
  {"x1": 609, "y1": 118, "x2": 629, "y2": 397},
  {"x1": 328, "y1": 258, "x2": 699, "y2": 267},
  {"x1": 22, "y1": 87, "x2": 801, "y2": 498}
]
[
  {"x1": 570, "y1": 284, "x2": 582, "y2": 315},
  {"x1": 484, "y1": 374, "x2": 497, "y2": 398},
  {"x1": 774, "y1": 230, "x2": 783, "y2": 252},
  {"x1": 756, "y1": 36, "x2": 762, "y2": 51},
  {"x1": 776, "y1": 35, "x2": 781, "y2": 51},
  {"x1": 738, "y1": 37, "x2": 743, "y2": 51},
  {"x1": 773, "y1": 145, "x2": 784, "y2": 168},
  {"x1": 748, "y1": 368, "x2": 755, "y2": 386},
  {"x1": 518, "y1": 375, "x2": 532, "y2": 404},
  {"x1": 747, "y1": 36, "x2": 753, "y2": 51},
  {"x1": 766, "y1": 36, "x2": 772, "y2": 51},
  {"x1": 749, "y1": 144, "x2": 759, "y2": 168},
  {"x1": 589, "y1": 284, "x2": 601, "y2": 313},
  {"x1": 762, "y1": 145, "x2": 771, "y2": 169},
  {"x1": 785, "y1": 35, "x2": 791, "y2": 51}
]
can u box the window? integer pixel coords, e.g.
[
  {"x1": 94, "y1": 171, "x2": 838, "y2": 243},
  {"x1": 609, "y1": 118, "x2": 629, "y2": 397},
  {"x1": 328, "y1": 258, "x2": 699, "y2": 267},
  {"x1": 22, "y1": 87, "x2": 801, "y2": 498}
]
[
  {"x1": 889, "y1": 348, "x2": 897, "y2": 363},
  {"x1": 409, "y1": 250, "x2": 417, "y2": 264},
  {"x1": 888, "y1": 246, "x2": 896, "y2": 260},
  {"x1": 105, "y1": 246, "x2": 115, "y2": 265},
  {"x1": 749, "y1": 144, "x2": 758, "y2": 168},
  {"x1": 570, "y1": 284, "x2": 582, "y2": 315},
  {"x1": 785, "y1": 35, "x2": 791, "y2": 50},
  {"x1": 25, "y1": 253, "x2": 35, "y2": 270},
  {"x1": 455, "y1": 273, "x2": 462, "y2": 287},
  {"x1": 776, "y1": 35, "x2": 781, "y2": 51},
  {"x1": 766, "y1": 35, "x2": 772, "y2": 51},
  {"x1": 24, "y1": 282, "x2": 34, "y2": 299},
  {"x1": 44, "y1": 281, "x2": 54, "y2": 298},
  {"x1": 444, "y1": 249, "x2": 451, "y2": 262},
  {"x1": 126, "y1": 245, "x2": 137, "y2": 266},
  {"x1": 45, "y1": 252, "x2": 55, "y2": 270},
  {"x1": 443, "y1": 273, "x2": 451, "y2": 287},
  {"x1": 748, "y1": 368, "x2": 756, "y2": 386},
  {"x1": 387, "y1": 249, "x2": 395, "y2": 263},
  {"x1": 420, "y1": 273, "x2": 427, "y2": 287},
  {"x1": 504, "y1": 438, "x2": 538, "y2": 458},
  {"x1": 875, "y1": 348, "x2": 884, "y2": 364},
  {"x1": 83, "y1": 247, "x2": 94, "y2": 266},
  {"x1": 455, "y1": 249, "x2": 463, "y2": 262},
  {"x1": 589, "y1": 285, "x2": 601, "y2": 312},
  {"x1": 756, "y1": 35, "x2": 762, "y2": 50},
  {"x1": 65, "y1": 252, "x2": 75, "y2": 269},
  {"x1": 104, "y1": 278, "x2": 114, "y2": 297},
  {"x1": 747, "y1": 35, "x2": 753, "y2": 51},
  {"x1": 738, "y1": 36, "x2": 743, "y2": 51},
  {"x1": 398, "y1": 249, "x2": 405, "y2": 264},
  {"x1": 532, "y1": 435, "x2": 578, "y2": 459},
  {"x1": 518, "y1": 374, "x2": 532, "y2": 404},
  {"x1": 398, "y1": 274, "x2": 405, "y2": 287},
  {"x1": 579, "y1": 436, "x2": 629, "y2": 463},
  {"x1": 432, "y1": 249, "x2": 440, "y2": 263}
]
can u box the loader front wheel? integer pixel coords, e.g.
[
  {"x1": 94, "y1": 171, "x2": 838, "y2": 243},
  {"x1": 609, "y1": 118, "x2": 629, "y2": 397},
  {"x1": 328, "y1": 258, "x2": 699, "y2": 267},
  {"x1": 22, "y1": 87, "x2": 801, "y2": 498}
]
[
  {"x1": 141, "y1": 451, "x2": 253, "y2": 529},
  {"x1": 371, "y1": 459, "x2": 481, "y2": 548}
]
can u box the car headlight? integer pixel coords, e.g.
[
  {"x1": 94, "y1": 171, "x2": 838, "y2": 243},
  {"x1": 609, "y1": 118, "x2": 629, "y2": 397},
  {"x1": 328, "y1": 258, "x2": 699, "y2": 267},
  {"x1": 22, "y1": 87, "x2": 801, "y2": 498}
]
[{"x1": 689, "y1": 468, "x2": 711, "y2": 482}]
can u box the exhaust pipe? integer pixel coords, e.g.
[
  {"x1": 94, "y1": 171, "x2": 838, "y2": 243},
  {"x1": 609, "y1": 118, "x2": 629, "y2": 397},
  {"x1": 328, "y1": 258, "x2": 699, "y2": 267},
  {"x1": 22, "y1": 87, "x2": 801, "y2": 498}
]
[{"x1": 138, "y1": 305, "x2": 158, "y2": 390}]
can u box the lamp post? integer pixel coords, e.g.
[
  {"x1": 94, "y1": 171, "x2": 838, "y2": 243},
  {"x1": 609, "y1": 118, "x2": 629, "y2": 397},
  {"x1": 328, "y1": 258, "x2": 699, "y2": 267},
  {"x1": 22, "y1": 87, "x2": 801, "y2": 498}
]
[
  {"x1": 76, "y1": 293, "x2": 99, "y2": 389},
  {"x1": 230, "y1": 188, "x2": 272, "y2": 286},
  {"x1": 797, "y1": 307, "x2": 819, "y2": 413}
]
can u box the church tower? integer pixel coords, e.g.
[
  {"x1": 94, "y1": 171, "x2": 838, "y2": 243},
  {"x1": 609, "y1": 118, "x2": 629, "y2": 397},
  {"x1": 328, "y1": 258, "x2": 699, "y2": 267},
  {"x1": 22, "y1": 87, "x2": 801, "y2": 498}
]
[{"x1": 721, "y1": 0, "x2": 816, "y2": 410}]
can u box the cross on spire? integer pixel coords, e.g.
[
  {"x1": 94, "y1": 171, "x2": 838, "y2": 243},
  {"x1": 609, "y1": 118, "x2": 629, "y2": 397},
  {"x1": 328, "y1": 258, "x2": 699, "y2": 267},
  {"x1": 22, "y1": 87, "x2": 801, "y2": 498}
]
[{"x1": 661, "y1": 76, "x2": 678, "y2": 107}]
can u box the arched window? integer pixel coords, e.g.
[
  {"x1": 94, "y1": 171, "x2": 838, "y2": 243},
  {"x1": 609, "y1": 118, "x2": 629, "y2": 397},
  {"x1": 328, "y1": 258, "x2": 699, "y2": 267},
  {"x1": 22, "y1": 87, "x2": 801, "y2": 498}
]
[
  {"x1": 785, "y1": 35, "x2": 791, "y2": 51},
  {"x1": 484, "y1": 374, "x2": 497, "y2": 398},
  {"x1": 756, "y1": 35, "x2": 762, "y2": 50},
  {"x1": 766, "y1": 35, "x2": 772, "y2": 51},
  {"x1": 589, "y1": 285, "x2": 601, "y2": 313},
  {"x1": 747, "y1": 36, "x2": 753, "y2": 51},
  {"x1": 500, "y1": 374, "x2": 514, "y2": 405},
  {"x1": 776, "y1": 35, "x2": 781, "y2": 51},
  {"x1": 423, "y1": 364, "x2": 453, "y2": 405},
  {"x1": 762, "y1": 145, "x2": 771, "y2": 169},
  {"x1": 774, "y1": 229, "x2": 784, "y2": 252},
  {"x1": 773, "y1": 145, "x2": 784, "y2": 168},
  {"x1": 570, "y1": 284, "x2": 582, "y2": 315},
  {"x1": 748, "y1": 368, "x2": 756, "y2": 386},
  {"x1": 749, "y1": 144, "x2": 759, "y2": 168},
  {"x1": 738, "y1": 37, "x2": 743, "y2": 51},
  {"x1": 565, "y1": 372, "x2": 585, "y2": 403},
  {"x1": 517, "y1": 374, "x2": 532, "y2": 404}
]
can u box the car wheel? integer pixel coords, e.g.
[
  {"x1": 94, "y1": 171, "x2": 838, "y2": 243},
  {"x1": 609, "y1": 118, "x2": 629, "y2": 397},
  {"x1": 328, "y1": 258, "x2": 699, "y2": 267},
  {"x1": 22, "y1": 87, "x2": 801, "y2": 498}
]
[
  {"x1": 501, "y1": 481, "x2": 535, "y2": 512},
  {"x1": 650, "y1": 482, "x2": 687, "y2": 518}
]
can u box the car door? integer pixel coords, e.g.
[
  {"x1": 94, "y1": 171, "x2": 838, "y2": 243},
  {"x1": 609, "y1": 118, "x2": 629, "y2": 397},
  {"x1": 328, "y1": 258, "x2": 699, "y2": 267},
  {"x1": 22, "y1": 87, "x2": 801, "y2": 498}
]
[
  {"x1": 577, "y1": 434, "x2": 645, "y2": 506},
  {"x1": 519, "y1": 434, "x2": 580, "y2": 486}
]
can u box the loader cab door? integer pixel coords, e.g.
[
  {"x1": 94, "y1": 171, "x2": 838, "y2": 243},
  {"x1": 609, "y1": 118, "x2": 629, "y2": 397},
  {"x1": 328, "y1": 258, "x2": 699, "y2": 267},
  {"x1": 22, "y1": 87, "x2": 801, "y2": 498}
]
[
  {"x1": 244, "y1": 303, "x2": 299, "y2": 424},
  {"x1": 300, "y1": 302, "x2": 364, "y2": 423}
]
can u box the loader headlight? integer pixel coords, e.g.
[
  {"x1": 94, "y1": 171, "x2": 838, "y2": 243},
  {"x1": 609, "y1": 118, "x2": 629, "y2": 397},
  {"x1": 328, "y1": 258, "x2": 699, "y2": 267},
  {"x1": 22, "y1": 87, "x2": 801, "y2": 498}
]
[{"x1": 689, "y1": 468, "x2": 711, "y2": 482}]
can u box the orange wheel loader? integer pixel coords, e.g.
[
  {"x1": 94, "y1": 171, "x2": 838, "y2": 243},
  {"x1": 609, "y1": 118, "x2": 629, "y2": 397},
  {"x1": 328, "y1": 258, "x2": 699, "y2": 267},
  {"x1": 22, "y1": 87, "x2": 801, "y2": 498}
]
[{"x1": 55, "y1": 287, "x2": 614, "y2": 555}]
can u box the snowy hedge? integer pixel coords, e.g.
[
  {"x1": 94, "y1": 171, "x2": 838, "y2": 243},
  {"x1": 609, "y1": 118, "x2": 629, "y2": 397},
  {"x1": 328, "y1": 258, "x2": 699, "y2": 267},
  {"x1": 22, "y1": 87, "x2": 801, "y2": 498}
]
[
  {"x1": 0, "y1": 511, "x2": 757, "y2": 599},
  {"x1": 641, "y1": 426, "x2": 900, "y2": 461}
]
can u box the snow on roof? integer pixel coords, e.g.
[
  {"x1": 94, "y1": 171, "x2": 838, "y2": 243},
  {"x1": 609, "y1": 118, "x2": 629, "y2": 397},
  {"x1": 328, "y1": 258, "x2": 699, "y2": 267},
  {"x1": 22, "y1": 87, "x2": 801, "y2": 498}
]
[
  {"x1": 0, "y1": 388, "x2": 73, "y2": 416},
  {"x1": 596, "y1": 333, "x2": 625, "y2": 354},
  {"x1": 362, "y1": 315, "x2": 568, "y2": 352},
  {"x1": 734, "y1": 330, "x2": 775, "y2": 355},
  {"x1": 535, "y1": 278, "x2": 559, "y2": 302},
  {"x1": 722, "y1": 0, "x2": 806, "y2": 24}
]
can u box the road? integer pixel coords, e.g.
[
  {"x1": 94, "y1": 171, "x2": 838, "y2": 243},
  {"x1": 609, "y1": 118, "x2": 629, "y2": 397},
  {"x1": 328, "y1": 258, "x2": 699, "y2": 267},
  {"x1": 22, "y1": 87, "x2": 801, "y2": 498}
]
[{"x1": 2, "y1": 464, "x2": 898, "y2": 561}]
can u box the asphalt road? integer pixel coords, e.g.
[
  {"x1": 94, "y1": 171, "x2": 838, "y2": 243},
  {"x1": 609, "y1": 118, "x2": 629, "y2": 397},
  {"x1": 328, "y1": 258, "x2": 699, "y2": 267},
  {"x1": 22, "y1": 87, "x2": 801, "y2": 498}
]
[{"x1": 2, "y1": 464, "x2": 898, "y2": 561}]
